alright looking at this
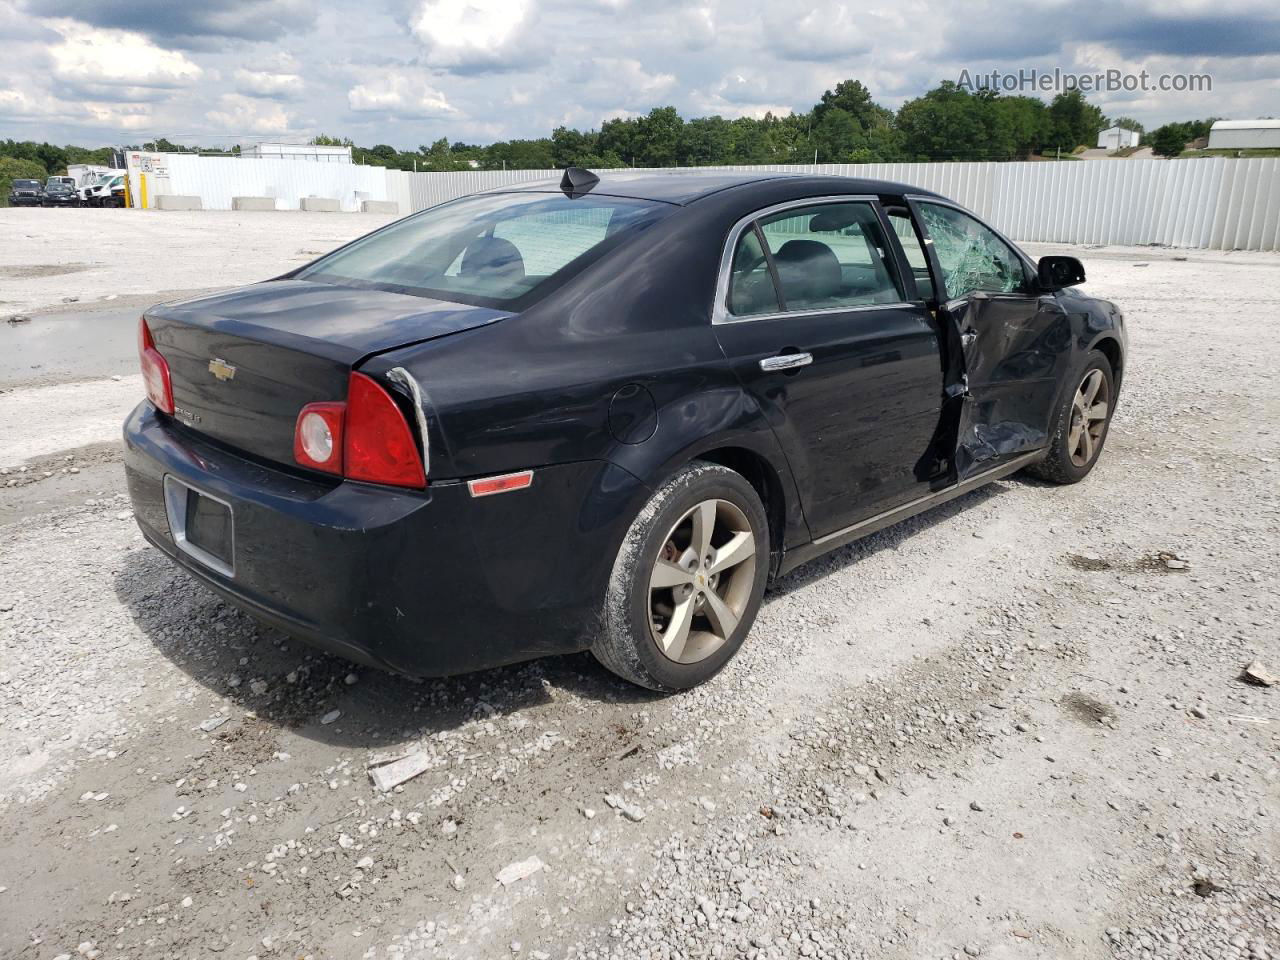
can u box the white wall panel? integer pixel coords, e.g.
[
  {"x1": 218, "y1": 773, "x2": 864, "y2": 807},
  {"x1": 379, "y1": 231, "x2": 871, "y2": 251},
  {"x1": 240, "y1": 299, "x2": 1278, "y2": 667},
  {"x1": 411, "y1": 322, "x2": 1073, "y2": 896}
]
[
  {"x1": 161, "y1": 154, "x2": 389, "y2": 212},
  {"x1": 144, "y1": 154, "x2": 1280, "y2": 250},
  {"x1": 385, "y1": 158, "x2": 1279, "y2": 250}
]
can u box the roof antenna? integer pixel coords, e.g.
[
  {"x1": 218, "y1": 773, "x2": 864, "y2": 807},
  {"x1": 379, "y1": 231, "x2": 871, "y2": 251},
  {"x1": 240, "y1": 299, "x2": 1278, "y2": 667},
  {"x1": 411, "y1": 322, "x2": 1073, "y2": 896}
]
[{"x1": 560, "y1": 166, "x2": 599, "y2": 197}]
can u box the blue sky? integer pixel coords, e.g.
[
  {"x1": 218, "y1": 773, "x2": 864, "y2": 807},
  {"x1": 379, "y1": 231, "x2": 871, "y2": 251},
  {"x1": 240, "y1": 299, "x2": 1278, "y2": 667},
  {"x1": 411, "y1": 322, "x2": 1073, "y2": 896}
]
[{"x1": 1, "y1": 0, "x2": 1274, "y2": 148}]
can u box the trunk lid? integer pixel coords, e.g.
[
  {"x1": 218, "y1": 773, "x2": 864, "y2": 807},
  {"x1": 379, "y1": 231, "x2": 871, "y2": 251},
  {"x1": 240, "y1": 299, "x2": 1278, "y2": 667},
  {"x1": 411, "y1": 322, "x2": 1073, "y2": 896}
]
[{"x1": 146, "y1": 279, "x2": 509, "y2": 466}]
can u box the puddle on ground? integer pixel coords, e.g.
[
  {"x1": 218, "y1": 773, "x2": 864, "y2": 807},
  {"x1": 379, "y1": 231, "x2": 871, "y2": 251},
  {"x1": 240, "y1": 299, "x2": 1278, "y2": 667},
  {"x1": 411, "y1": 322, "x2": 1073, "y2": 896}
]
[
  {"x1": 0, "y1": 263, "x2": 96, "y2": 280},
  {"x1": 0, "y1": 308, "x2": 139, "y2": 386}
]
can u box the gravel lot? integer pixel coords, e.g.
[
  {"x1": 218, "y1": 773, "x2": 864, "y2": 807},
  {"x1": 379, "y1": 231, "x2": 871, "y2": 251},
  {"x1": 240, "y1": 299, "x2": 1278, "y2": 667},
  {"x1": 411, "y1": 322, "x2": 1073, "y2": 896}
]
[
  {"x1": 0, "y1": 209, "x2": 396, "y2": 317},
  {"x1": 1, "y1": 209, "x2": 1277, "y2": 960}
]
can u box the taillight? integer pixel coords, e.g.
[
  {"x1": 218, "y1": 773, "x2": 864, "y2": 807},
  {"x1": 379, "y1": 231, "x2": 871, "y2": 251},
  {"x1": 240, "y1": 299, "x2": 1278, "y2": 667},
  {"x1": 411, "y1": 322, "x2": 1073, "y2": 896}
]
[
  {"x1": 293, "y1": 402, "x2": 345, "y2": 475},
  {"x1": 345, "y1": 372, "x2": 426, "y2": 488},
  {"x1": 292, "y1": 373, "x2": 426, "y2": 489},
  {"x1": 138, "y1": 318, "x2": 174, "y2": 414}
]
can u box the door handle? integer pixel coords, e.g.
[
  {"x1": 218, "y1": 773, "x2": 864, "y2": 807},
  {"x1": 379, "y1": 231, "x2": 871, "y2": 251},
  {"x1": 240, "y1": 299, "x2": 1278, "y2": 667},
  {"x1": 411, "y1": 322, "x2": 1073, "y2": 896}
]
[
  {"x1": 961, "y1": 331, "x2": 978, "y2": 347},
  {"x1": 759, "y1": 352, "x2": 813, "y2": 372}
]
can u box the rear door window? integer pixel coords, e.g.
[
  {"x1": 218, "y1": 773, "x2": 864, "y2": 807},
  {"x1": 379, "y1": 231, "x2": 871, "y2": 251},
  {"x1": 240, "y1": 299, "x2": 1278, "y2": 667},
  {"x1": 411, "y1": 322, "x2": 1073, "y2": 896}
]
[
  {"x1": 885, "y1": 208, "x2": 934, "y2": 301},
  {"x1": 755, "y1": 202, "x2": 904, "y2": 312},
  {"x1": 727, "y1": 227, "x2": 782, "y2": 316}
]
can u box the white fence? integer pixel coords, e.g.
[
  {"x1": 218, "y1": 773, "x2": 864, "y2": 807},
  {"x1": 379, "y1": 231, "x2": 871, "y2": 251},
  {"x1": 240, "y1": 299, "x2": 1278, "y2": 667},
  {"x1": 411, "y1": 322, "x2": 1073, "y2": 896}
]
[
  {"x1": 394, "y1": 159, "x2": 1280, "y2": 251},
  {"x1": 130, "y1": 153, "x2": 390, "y2": 212},
  {"x1": 131, "y1": 153, "x2": 1280, "y2": 250}
]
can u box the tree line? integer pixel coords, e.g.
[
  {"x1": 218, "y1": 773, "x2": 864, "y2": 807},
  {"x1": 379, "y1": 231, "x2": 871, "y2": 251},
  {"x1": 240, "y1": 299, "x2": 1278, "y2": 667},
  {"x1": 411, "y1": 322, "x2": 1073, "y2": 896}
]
[
  {"x1": 0, "y1": 78, "x2": 1227, "y2": 199},
  {"x1": 330, "y1": 81, "x2": 1120, "y2": 172}
]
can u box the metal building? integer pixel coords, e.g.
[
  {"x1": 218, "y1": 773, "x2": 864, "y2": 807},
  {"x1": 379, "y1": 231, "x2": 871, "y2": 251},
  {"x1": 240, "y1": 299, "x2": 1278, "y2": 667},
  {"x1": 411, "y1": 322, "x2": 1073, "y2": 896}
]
[
  {"x1": 240, "y1": 142, "x2": 353, "y2": 163},
  {"x1": 1097, "y1": 126, "x2": 1141, "y2": 151},
  {"x1": 1208, "y1": 120, "x2": 1280, "y2": 151}
]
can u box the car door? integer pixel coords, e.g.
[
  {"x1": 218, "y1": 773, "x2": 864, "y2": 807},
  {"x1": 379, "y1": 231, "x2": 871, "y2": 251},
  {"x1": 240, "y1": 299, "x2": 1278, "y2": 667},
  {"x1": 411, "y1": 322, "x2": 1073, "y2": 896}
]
[
  {"x1": 712, "y1": 197, "x2": 944, "y2": 538},
  {"x1": 907, "y1": 198, "x2": 1071, "y2": 480}
]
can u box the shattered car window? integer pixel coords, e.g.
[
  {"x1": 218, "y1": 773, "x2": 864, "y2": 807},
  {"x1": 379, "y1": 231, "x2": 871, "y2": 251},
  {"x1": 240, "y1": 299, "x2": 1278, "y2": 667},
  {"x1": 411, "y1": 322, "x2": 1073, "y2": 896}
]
[{"x1": 918, "y1": 203, "x2": 1027, "y2": 300}]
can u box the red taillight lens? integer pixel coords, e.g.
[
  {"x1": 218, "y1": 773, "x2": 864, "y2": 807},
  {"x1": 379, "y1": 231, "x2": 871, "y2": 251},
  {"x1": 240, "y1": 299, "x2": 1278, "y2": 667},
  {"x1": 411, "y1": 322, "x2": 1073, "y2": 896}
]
[
  {"x1": 344, "y1": 372, "x2": 425, "y2": 489},
  {"x1": 138, "y1": 318, "x2": 174, "y2": 414},
  {"x1": 293, "y1": 402, "x2": 346, "y2": 475},
  {"x1": 292, "y1": 373, "x2": 425, "y2": 489}
]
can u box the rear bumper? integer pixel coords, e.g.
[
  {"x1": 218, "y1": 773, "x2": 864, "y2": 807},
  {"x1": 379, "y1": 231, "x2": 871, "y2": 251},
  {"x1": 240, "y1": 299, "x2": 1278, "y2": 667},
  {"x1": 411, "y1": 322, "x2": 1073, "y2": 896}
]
[{"x1": 123, "y1": 402, "x2": 647, "y2": 676}]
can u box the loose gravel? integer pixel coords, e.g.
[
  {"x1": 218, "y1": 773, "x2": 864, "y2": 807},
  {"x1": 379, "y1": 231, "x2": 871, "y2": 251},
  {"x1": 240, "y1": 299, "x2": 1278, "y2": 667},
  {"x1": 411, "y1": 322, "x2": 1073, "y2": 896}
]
[{"x1": 0, "y1": 237, "x2": 1277, "y2": 960}]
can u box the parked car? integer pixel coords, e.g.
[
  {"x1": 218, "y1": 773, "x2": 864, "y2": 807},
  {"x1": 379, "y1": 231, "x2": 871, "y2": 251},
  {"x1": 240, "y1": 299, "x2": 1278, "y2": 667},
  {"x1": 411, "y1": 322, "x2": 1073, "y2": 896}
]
[
  {"x1": 41, "y1": 181, "x2": 80, "y2": 207},
  {"x1": 46, "y1": 175, "x2": 76, "y2": 191},
  {"x1": 7, "y1": 178, "x2": 43, "y2": 206},
  {"x1": 123, "y1": 169, "x2": 1126, "y2": 691}
]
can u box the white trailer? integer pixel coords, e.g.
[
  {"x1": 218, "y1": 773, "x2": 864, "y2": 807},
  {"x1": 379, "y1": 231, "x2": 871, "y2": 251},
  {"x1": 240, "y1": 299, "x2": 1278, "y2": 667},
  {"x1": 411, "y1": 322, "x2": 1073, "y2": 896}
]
[{"x1": 66, "y1": 163, "x2": 116, "y2": 187}]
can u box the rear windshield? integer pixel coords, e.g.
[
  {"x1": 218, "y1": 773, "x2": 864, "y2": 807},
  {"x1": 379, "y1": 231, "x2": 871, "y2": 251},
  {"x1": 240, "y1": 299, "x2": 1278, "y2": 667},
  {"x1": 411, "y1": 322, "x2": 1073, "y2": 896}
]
[{"x1": 295, "y1": 192, "x2": 670, "y2": 308}]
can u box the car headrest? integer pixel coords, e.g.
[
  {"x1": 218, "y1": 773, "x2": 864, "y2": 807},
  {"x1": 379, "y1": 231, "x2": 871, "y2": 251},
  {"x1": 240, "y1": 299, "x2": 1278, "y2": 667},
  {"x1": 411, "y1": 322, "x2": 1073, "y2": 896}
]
[
  {"x1": 460, "y1": 236, "x2": 526, "y2": 283},
  {"x1": 773, "y1": 239, "x2": 841, "y2": 302}
]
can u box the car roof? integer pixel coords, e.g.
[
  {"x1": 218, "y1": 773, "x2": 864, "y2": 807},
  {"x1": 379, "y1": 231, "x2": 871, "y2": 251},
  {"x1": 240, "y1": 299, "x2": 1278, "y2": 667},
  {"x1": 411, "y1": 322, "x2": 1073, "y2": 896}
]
[{"x1": 490, "y1": 170, "x2": 944, "y2": 206}]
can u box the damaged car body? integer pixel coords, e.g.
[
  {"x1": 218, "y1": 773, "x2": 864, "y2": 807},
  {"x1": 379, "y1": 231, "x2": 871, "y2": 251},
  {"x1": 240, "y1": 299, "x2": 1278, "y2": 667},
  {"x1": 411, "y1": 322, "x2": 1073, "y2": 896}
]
[{"x1": 123, "y1": 169, "x2": 1126, "y2": 691}]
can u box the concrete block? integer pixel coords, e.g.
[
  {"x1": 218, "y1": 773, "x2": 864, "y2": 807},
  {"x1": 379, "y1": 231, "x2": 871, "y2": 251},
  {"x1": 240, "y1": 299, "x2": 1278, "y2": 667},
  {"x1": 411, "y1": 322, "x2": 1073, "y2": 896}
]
[
  {"x1": 361, "y1": 200, "x2": 399, "y2": 214},
  {"x1": 154, "y1": 194, "x2": 203, "y2": 211},
  {"x1": 300, "y1": 197, "x2": 341, "y2": 212},
  {"x1": 232, "y1": 196, "x2": 276, "y2": 211}
]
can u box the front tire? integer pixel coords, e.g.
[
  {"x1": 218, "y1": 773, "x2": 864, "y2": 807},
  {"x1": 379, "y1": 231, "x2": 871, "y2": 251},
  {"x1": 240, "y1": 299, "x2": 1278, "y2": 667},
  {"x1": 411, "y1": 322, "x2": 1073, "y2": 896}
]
[
  {"x1": 593, "y1": 462, "x2": 769, "y2": 692},
  {"x1": 1026, "y1": 350, "x2": 1115, "y2": 484}
]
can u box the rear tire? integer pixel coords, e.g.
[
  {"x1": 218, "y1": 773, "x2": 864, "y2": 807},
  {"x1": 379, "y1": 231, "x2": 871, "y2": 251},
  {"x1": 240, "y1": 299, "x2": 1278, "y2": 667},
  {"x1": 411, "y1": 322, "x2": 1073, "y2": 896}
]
[
  {"x1": 1026, "y1": 350, "x2": 1115, "y2": 485},
  {"x1": 593, "y1": 462, "x2": 769, "y2": 692}
]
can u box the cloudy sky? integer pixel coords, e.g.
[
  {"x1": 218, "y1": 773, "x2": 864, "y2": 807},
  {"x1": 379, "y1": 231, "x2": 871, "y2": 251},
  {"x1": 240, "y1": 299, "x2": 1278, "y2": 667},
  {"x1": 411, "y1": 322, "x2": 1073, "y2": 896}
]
[{"x1": 1, "y1": 0, "x2": 1276, "y2": 148}]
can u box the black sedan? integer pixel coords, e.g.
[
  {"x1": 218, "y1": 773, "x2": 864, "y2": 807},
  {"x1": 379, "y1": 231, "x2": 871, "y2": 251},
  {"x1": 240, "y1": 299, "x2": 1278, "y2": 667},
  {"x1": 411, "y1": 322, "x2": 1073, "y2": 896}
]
[
  {"x1": 8, "y1": 178, "x2": 43, "y2": 206},
  {"x1": 41, "y1": 182, "x2": 80, "y2": 207},
  {"x1": 123, "y1": 169, "x2": 1125, "y2": 691}
]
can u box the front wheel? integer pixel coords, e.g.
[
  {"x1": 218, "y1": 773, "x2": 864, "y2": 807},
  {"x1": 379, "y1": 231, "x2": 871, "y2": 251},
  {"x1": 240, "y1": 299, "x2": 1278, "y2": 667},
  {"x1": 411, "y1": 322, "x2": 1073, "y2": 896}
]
[
  {"x1": 1026, "y1": 351, "x2": 1115, "y2": 484},
  {"x1": 593, "y1": 462, "x2": 769, "y2": 692}
]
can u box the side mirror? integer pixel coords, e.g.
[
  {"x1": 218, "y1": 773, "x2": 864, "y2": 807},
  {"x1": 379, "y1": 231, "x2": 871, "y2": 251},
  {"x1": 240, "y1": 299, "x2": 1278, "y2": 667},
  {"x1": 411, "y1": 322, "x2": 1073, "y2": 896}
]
[{"x1": 1037, "y1": 255, "x2": 1086, "y2": 291}]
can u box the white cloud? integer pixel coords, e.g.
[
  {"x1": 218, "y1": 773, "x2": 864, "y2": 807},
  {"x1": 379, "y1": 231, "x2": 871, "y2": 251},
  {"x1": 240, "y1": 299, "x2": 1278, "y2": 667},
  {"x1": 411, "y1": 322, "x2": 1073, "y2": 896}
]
[
  {"x1": 206, "y1": 94, "x2": 292, "y2": 134},
  {"x1": 0, "y1": 82, "x2": 154, "y2": 129},
  {"x1": 5, "y1": 0, "x2": 1280, "y2": 146},
  {"x1": 0, "y1": 87, "x2": 40, "y2": 117},
  {"x1": 591, "y1": 58, "x2": 676, "y2": 100},
  {"x1": 235, "y1": 68, "x2": 305, "y2": 99},
  {"x1": 48, "y1": 21, "x2": 202, "y2": 94},
  {"x1": 764, "y1": 4, "x2": 878, "y2": 62},
  {"x1": 411, "y1": 0, "x2": 535, "y2": 69},
  {"x1": 347, "y1": 70, "x2": 456, "y2": 117},
  {"x1": 84, "y1": 102, "x2": 154, "y2": 130}
]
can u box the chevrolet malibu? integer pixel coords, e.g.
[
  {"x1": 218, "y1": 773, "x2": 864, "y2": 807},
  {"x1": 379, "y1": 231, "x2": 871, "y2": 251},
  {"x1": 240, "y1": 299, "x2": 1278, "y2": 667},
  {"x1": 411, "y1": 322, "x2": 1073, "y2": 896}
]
[{"x1": 124, "y1": 169, "x2": 1126, "y2": 691}]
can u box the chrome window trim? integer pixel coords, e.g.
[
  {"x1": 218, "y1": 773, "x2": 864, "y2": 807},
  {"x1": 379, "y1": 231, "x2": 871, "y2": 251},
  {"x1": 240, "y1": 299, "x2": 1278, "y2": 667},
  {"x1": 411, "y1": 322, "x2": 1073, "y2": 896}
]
[
  {"x1": 163, "y1": 475, "x2": 235, "y2": 579},
  {"x1": 712, "y1": 194, "x2": 912, "y2": 325}
]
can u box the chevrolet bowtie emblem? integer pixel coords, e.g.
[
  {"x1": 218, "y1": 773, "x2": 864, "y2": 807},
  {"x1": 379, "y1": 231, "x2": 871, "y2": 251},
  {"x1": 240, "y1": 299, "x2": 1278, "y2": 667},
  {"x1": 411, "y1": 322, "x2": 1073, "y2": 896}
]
[{"x1": 208, "y1": 358, "x2": 236, "y2": 381}]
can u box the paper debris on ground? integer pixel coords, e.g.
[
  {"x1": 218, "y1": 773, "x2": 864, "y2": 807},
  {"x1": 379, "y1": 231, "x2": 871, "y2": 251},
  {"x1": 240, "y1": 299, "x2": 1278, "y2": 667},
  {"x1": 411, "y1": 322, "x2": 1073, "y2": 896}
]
[
  {"x1": 368, "y1": 752, "x2": 432, "y2": 792},
  {"x1": 495, "y1": 856, "x2": 544, "y2": 886},
  {"x1": 1241, "y1": 661, "x2": 1277, "y2": 687}
]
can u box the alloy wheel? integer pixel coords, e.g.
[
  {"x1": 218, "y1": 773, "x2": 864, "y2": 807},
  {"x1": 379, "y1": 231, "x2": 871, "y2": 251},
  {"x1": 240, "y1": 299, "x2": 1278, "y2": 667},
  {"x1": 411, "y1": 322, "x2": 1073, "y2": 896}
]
[
  {"x1": 647, "y1": 498, "x2": 757, "y2": 664},
  {"x1": 1068, "y1": 368, "x2": 1110, "y2": 467}
]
